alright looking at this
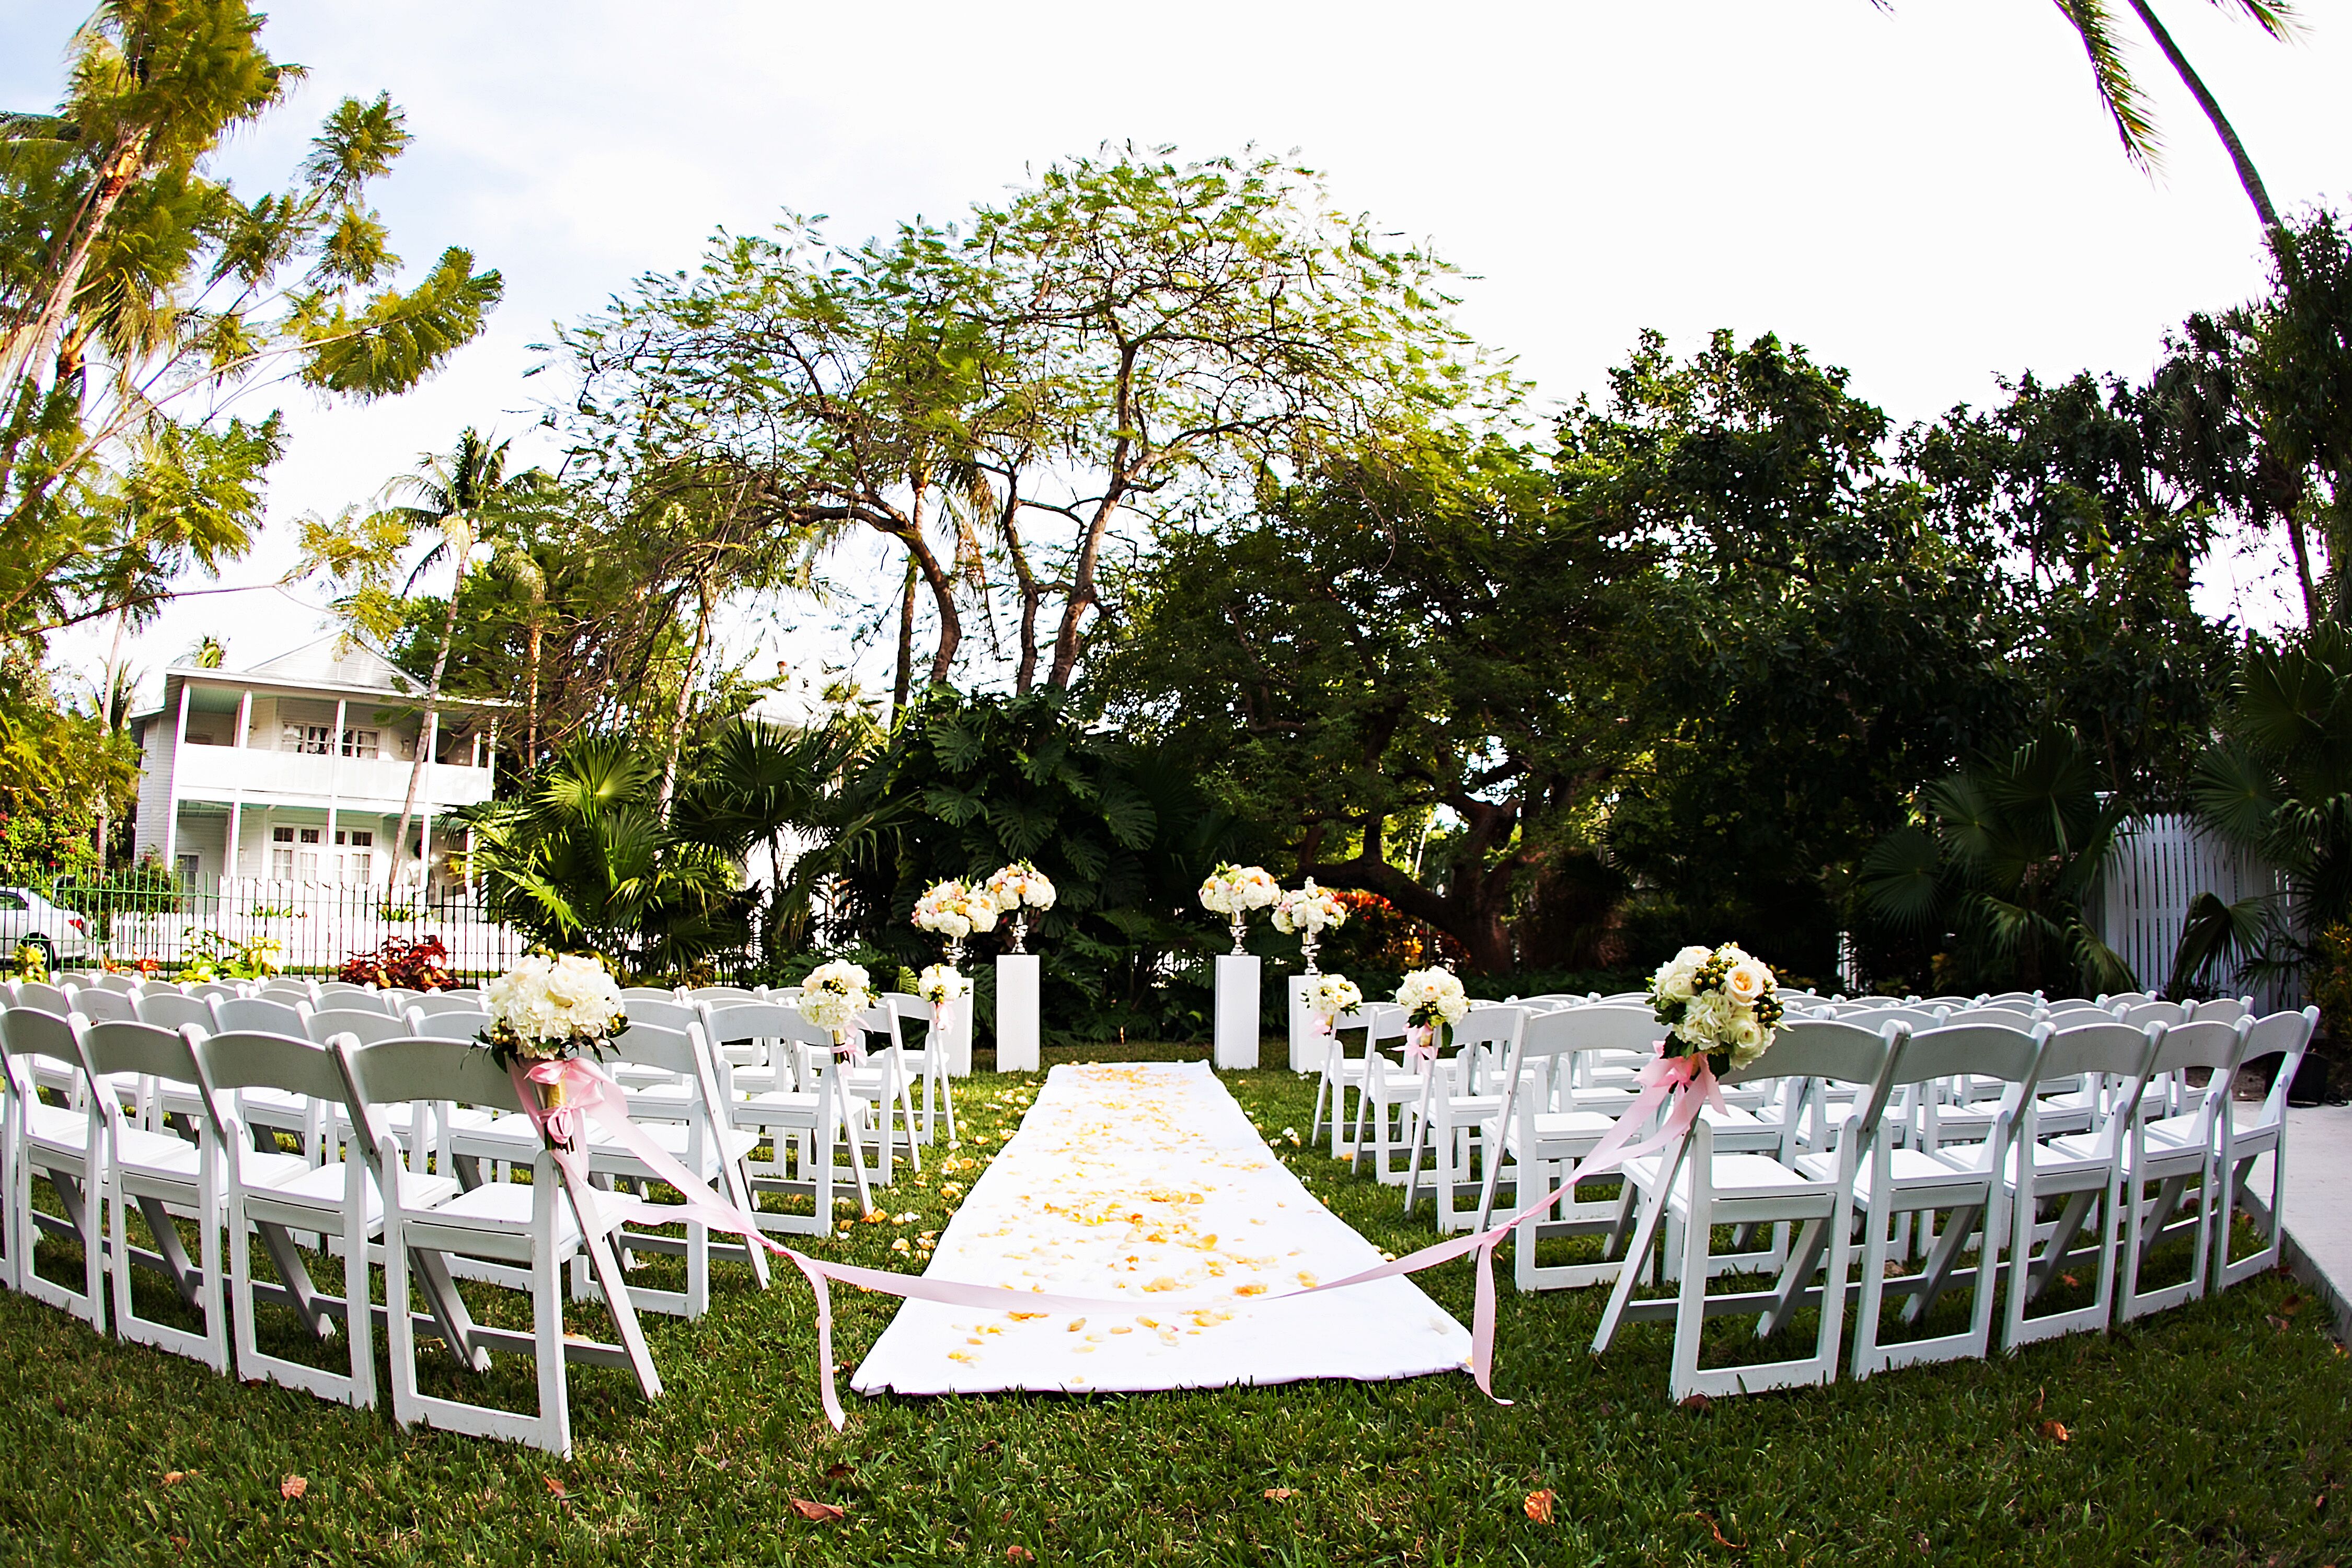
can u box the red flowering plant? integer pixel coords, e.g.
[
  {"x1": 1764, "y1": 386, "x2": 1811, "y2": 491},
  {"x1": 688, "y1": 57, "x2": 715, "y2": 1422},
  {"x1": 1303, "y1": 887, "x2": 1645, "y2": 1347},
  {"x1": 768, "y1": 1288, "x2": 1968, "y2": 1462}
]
[{"x1": 339, "y1": 935, "x2": 456, "y2": 991}]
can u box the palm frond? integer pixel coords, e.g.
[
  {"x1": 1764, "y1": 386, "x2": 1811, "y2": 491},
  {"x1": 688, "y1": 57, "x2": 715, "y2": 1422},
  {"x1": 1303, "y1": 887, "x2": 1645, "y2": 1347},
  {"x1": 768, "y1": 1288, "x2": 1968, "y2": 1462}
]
[{"x1": 2055, "y1": 0, "x2": 2165, "y2": 170}]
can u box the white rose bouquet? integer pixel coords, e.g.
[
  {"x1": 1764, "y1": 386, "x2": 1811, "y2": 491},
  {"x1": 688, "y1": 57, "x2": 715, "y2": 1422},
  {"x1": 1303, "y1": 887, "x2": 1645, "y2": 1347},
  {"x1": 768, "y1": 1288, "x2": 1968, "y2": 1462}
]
[
  {"x1": 481, "y1": 953, "x2": 629, "y2": 1070},
  {"x1": 1395, "y1": 965, "x2": 1470, "y2": 1057},
  {"x1": 916, "y1": 962, "x2": 969, "y2": 1009},
  {"x1": 1306, "y1": 972, "x2": 1363, "y2": 1028},
  {"x1": 986, "y1": 862, "x2": 1056, "y2": 953},
  {"x1": 1647, "y1": 942, "x2": 1782, "y2": 1073},
  {"x1": 798, "y1": 958, "x2": 875, "y2": 1043}
]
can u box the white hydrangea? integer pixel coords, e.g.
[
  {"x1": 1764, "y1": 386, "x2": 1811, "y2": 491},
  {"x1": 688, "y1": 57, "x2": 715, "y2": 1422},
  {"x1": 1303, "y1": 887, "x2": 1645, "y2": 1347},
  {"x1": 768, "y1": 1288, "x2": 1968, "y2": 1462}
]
[{"x1": 484, "y1": 953, "x2": 626, "y2": 1057}]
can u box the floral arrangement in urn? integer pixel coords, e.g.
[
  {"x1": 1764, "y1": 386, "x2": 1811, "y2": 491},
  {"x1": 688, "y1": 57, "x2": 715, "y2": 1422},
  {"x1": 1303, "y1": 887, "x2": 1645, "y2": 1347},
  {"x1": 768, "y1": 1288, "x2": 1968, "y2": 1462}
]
[
  {"x1": 1271, "y1": 880, "x2": 1350, "y2": 973},
  {"x1": 913, "y1": 879, "x2": 998, "y2": 964},
  {"x1": 480, "y1": 953, "x2": 629, "y2": 1079},
  {"x1": 1646, "y1": 942, "x2": 1783, "y2": 1074},
  {"x1": 797, "y1": 958, "x2": 875, "y2": 1046},
  {"x1": 1199, "y1": 863, "x2": 1281, "y2": 954},
  {"x1": 985, "y1": 862, "x2": 1056, "y2": 954},
  {"x1": 1395, "y1": 965, "x2": 1470, "y2": 1057},
  {"x1": 1306, "y1": 971, "x2": 1363, "y2": 1028}
]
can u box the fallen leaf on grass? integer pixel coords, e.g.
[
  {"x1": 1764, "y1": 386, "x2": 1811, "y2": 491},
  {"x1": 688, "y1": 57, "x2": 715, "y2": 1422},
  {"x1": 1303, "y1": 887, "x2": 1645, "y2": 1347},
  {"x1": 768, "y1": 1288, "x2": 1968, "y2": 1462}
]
[
  {"x1": 1524, "y1": 1489, "x2": 1556, "y2": 1524},
  {"x1": 1264, "y1": 1488, "x2": 1297, "y2": 1501},
  {"x1": 790, "y1": 1497, "x2": 846, "y2": 1523},
  {"x1": 2281, "y1": 1293, "x2": 2306, "y2": 1316},
  {"x1": 544, "y1": 1477, "x2": 567, "y2": 1498},
  {"x1": 2268, "y1": 1315, "x2": 2294, "y2": 1333},
  {"x1": 1007, "y1": 1547, "x2": 1035, "y2": 1563},
  {"x1": 2039, "y1": 1420, "x2": 2070, "y2": 1443},
  {"x1": 1679, "y1": 1393, "x2": 1713, "y2": 1413},
  {"x1": 824, "y1": 1461, "x2": 856, "y2": 1480},
  {"x1": 1694, "y1": 1511, "x2": 1746, "y2": 1550},
  {"x1": 2059, "y1": 1272, "x2": 2081, "y2": 1290},
  {"x1": 280, "y1": 1475, "x2": 307, "y2": 1501}
]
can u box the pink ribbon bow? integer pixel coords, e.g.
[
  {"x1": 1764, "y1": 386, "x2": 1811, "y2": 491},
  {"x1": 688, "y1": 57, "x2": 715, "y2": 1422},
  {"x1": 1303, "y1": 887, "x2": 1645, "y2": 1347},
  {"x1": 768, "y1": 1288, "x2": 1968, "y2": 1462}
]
[{"x1": 1402, "y1": 1023, "x2": 1439, "y2": 1067}]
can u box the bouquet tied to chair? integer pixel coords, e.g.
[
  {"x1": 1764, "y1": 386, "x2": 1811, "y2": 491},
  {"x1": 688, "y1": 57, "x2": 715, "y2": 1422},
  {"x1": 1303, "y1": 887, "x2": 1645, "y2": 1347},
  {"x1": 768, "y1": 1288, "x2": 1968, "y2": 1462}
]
[
  {"x1": 479, "y1": 952, "x2": 630, "y2": 1117},
  {"x1": 799, "y1": 959, "x2": 877, "y2": 1056},
  {"x1": 1396, "y1": 966, "x2": 1470, "y2": 1062},
  {"x1": 1645, "y1": 942, "x2": 1783, "y2": 1079}
]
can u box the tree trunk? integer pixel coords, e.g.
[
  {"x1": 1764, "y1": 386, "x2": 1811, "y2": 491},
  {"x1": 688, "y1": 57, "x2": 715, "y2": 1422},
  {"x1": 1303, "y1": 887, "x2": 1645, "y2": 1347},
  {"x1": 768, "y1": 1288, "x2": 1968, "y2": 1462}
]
[
  {"x1": 892, "y1": 550, "x2": 919, "y2": 716},
  {"x1": 524, "y1": 593, "x2": 544, "y2": 765},
  {"x1": 1, "y1": 133, "x2": 146, "y2": 401},
  {"x1": 1048, "y1": 343, "x2": 1138, "y2": 689},
  {"x1": 998, "y1": 478, "x2": 1043, "y2": 695},
  {"x1": 2125, "y1": 0, "x2": 2282, "y2": 232},
  {"x1": 387, "y1": 561, "x2": 465, "y2": 894},
  {"x1": 656, "y1": 577, "x2": 713, "y2": 820}
]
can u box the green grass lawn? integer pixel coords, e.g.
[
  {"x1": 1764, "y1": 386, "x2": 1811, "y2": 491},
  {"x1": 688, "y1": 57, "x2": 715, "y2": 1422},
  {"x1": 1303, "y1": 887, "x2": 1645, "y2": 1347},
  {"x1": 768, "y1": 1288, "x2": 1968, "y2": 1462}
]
[{"x1": 2, "y1": 1040, "x2": 2347, "y2": 1565}]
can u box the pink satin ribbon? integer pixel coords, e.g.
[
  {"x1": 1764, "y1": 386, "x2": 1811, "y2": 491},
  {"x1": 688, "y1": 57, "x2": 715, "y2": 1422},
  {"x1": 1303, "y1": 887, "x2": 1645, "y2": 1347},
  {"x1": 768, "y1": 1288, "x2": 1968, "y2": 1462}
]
[
  {"x1": 1402, "y1": 1024, "x2": 1438, "y2": 1067},
  {"x1": 509, "y1": 1042, "x2": 1726, "y2": 1432}
]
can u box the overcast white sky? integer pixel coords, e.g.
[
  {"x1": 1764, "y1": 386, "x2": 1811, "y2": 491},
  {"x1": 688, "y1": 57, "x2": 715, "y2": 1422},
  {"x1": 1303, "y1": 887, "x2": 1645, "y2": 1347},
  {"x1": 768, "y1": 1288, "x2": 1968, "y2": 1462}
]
[{"x1": 8, "y1": 0, "x2": 2347, "y2": 700}]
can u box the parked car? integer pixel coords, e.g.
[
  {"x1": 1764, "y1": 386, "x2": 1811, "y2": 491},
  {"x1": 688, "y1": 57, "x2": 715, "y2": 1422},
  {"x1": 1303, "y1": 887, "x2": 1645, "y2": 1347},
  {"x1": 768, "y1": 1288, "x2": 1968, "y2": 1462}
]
[{"x1": 0, "y1": 885, "x2": 92, "y2": 965}]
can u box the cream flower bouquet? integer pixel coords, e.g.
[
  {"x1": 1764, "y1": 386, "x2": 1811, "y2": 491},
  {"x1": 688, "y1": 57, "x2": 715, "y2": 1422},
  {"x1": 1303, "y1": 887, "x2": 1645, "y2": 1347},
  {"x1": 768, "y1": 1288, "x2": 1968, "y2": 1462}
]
[
  {"x1": 1396, "y1": 965, "x2": 1470, "y2": 1052},
  {"x1": 480, "y1": 953, "x2": 629, "y2": 1076},
  {"x1": 1645, "y1": 942, "x2": 1783, "y2": 1074},
  {"x1": 1272, "y1": 879, "x2": 1348, "y2": 973},
  {"x1": 916, "y1": 962, "x2": 970, "y2": 1009},
  {"x1": 798, "y1": 958, "x2": 875, "y2": 1044},
  {"x1": 1306, "y1": 972, "x2": 1363, "y2": 1025}
]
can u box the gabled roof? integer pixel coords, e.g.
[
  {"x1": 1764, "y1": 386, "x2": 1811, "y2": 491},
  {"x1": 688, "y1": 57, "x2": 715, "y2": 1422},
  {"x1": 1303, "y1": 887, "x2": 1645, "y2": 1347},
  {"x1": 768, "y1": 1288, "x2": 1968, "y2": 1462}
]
[{"x1": 248, "y1": 633, "x2": 412, "y2": 691}]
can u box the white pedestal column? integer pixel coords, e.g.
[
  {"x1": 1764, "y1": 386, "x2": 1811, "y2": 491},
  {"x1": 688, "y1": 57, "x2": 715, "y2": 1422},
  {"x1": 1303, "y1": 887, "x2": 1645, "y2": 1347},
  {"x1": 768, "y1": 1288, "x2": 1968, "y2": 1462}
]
[
  {"x1": 995, "y1": 954, "x2": 1040, "y2": 1074},
  {"x1": 943, "y1": 993, "x2": 975, "y2": 1078},
  {"x1": 1287, "y1": 975, "x2": 1319, "y2": 1073},
  {"x1": 1214, "y1": 953, "x2": 1261, "y2": 1070}
]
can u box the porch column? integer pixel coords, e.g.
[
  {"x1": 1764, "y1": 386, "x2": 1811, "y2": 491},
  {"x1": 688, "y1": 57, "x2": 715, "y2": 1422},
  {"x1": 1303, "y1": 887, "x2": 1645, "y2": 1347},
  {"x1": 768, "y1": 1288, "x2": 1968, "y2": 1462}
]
[
  {"x1": 163, "y1": 680, "x2": 191, "y2": 864},
  {"x1": 325, "y1": 697, "x2": 346, "y2": 884}
]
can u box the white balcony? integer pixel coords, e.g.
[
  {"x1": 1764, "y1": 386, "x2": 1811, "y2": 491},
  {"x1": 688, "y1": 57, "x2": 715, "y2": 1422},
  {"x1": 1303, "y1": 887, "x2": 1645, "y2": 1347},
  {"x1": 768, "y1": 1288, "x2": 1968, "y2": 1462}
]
[{"x1": 171, "y1": 744, "x2": 497, "y2": 813}]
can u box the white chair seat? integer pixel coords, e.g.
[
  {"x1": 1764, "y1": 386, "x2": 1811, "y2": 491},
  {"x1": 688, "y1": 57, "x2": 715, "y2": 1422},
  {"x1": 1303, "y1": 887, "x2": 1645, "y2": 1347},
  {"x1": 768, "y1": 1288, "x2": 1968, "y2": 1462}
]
[
  {"x1": 22, "y1": 1099, "x2": 90, "y2": 1147},
  {"x1": 1523, "y1": 1109, "x2": 1617, "y2": 1142},
  {"x1": 418, "y1": 1179, "x2": 622, "y2": 1249},
  {"x1": 1627, "y1": 1149, "x2": 1821, "y2": 1206},
  {"x1": 252, "y1": 1160, "x2": 462, "y2": 1225}
]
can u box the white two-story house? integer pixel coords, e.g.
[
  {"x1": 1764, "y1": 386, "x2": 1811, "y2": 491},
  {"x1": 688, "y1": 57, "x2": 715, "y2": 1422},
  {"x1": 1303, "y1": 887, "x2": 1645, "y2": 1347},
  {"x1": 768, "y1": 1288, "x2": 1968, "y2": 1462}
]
[{"x1": 130, "y1": 635, "x2": 503, "y2": 893}]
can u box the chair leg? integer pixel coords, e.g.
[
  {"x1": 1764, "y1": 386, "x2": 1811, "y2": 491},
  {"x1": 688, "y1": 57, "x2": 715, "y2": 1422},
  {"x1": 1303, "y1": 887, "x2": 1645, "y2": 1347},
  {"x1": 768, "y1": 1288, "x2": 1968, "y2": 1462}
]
[{"x1": 1592, "y1": 1177, "x2": 1673, "y2": 1356}]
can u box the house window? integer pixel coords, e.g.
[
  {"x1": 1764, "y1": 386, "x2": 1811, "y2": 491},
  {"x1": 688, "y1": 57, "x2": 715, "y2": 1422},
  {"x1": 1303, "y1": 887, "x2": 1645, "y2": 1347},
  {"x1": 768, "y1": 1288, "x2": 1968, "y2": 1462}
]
[
  {"x1": 270, "y1": 826, "x2": 295, "y2": 880},
  {"x1": 284, "y1": 724, "x2": 333, "y2": 755},
  {"x1": 347, "y1": 830, "x2": 373, "y2": 847},
  {"x1": 176, "y1": 854, "x2": 199, "y2": 882},
  {"x1": 340, "y1": 728, "x2": 379, "y2": 758},
  {"x1": 298, "y1": 828, "x2": 321, "y2": 844}
]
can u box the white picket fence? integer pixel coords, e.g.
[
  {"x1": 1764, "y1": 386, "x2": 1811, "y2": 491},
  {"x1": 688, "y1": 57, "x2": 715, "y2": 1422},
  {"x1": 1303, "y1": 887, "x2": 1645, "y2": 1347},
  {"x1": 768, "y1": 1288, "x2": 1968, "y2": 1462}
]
[{"x1": 2096, "y1": 814, "x2": 2297, "y2": 1007}]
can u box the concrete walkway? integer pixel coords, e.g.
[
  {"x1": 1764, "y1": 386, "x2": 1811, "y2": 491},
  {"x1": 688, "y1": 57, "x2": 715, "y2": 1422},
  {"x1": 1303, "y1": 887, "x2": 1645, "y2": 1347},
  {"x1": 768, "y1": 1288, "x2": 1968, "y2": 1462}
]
[{"x1": 2281, "y1": 1105, "x2": 2352, "y2": 1338}]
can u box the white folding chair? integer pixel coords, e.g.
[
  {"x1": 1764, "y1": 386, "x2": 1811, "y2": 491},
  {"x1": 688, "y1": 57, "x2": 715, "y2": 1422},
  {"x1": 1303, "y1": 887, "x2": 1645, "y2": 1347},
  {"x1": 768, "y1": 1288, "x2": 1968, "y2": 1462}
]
[
  {"x1": 2213, "y1": 1007, "x2": 2319, "y2": 1290},
  {"x1": 705, "y1": 1001, "x2": 874, "y2": 1234},
  {"x1": 559, "y1": 1019, "x2": 769, "y2": 1319},
  {"x1": 2, "y1": 1007, "x2": 106, "y2": 1321},
  {"x1": 2087, "y1": 1016, "x2": 2250, "y2": 1320},
  {"x1": 203, "y1": 1028, "x2": 456, "y2": 1408},
  {"x1": 1311, "y1": 1001, "x2": 1404, "y2": 1159},
  {"x1": 1590, "y1": 1018, "x2": 1904, "y2": 1401},
  {"x1": 1475, "y1": 1006, "x2": 1665, "y2": 1292},
  {"x1": 840, "y1": 1004, "x2": 920, "y2": 1181},
  {"x1": 1993, "y1": 1019, "x2": 2163, "y2": 1350},
  {"x1": 1823, "y1": 1021, "x2": 2050, "y2": 1378},
  {"x1": 1402, "y1": 1006, "x2": 1524, "y2": 1232},
  {"x1": 78, "y1": 1020, "x2": 310, "y2": 1373},
  {"x1": 884, "y1": 991, "x2": 959, "y2": 1148},
  {"x1": 335, "y1": 1036, "x2": 661, "y2": 1458}
]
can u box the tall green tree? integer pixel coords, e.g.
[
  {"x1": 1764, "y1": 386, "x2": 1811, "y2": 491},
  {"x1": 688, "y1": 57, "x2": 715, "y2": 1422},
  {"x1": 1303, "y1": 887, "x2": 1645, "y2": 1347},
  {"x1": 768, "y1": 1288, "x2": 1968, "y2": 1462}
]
[
  {"x1": 1094, "y1": 431, "x2": 1630, "y2": 972},
  {"x1": 0, "y1": 1, "x2": 501, "y2": 646}
]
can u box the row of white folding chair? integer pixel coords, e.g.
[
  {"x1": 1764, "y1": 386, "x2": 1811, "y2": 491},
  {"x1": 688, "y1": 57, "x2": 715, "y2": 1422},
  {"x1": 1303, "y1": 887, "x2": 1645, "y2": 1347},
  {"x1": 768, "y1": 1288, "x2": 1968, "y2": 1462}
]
[
  {"x1": 694, "y1": 998, "x2": 883, "y2": 1236},
  {"x1": 1311, "y1": 1002, "x2": 1405, "y2": 1159},
  {"x1": 1, "y1": 1008, "x2": 685, "y2": 1456}
]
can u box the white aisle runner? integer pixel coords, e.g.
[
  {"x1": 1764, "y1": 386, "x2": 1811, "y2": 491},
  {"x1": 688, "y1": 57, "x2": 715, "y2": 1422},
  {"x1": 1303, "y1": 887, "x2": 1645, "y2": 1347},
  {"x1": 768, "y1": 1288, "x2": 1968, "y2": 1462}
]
[{"x1": 852, "y1": 1059, "x2": 1472, "y2": 1396}]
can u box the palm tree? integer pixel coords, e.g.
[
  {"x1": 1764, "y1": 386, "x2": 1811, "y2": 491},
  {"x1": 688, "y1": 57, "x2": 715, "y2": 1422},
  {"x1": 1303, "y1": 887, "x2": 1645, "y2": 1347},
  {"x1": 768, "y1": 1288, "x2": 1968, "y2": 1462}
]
[
  {"x1": 1860, "y1": 727, "x2": 2139, "y2": 994},
  {"x1": 377, "y1": 427, "x2": 537, "y2": 893},
  {"x1": 671, "y1": 717, "x2": 869, "y2": 963},
  {"x1": 2048, "y1": 0, "x2": 2299, "y2": 233},
  {"x1": 452, "y1": 735, "x2": 748, "y2": 971}
]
